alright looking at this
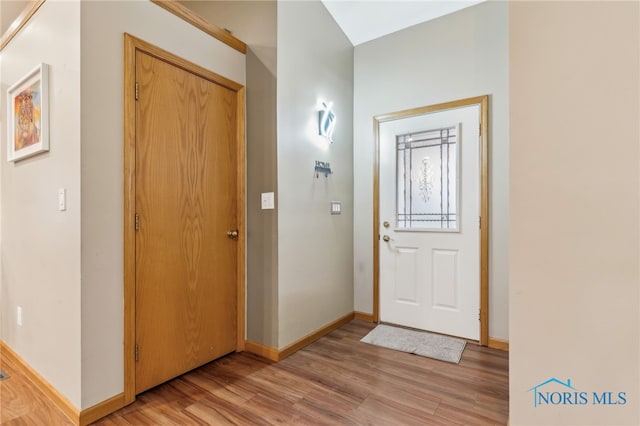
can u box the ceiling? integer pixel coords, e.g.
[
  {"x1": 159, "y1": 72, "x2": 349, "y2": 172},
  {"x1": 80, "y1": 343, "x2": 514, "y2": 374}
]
[{"x1": 321, "y1": 0, "x2": 485, "y2": 46}]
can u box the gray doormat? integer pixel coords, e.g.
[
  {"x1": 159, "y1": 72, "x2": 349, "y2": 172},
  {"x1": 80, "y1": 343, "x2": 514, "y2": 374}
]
[{"x1": 360, "y1": 324, "x2": 466, "y2": 364}]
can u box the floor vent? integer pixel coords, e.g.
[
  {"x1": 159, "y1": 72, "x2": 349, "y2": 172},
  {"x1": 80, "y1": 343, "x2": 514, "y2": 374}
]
[{"x1": 0, "y1": 369, "x2": 9, "y2": 380}]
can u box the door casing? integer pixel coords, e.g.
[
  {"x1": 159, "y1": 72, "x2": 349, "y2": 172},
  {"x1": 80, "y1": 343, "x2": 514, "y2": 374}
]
[
  {"x1": 373, "y1": 96, "x2": 489, "y2": 345},
  {"x1": 123, "y1": 33, "x2": 246, "y2": 403}
]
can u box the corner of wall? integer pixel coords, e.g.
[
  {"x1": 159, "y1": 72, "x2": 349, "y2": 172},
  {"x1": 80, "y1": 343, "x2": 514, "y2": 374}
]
[
  {"x1": 276, "y1": 0, "x2": 354, "y2": 348},
  {"x1": 1, "y1": 0, "x2": 82, "y2": 408}
]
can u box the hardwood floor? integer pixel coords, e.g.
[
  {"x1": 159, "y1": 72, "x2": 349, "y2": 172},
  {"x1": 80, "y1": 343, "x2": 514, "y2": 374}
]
[
  {"x1": 1, "y1": 320, "x2": 509, "y2": 425},
  {"x1": 0, "y1": 354, "x2": 74, "y2": 425}
]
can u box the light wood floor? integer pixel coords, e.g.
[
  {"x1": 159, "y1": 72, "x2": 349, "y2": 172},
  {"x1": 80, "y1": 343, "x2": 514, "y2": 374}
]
[
  {"x1": 0, "y1": 353, "x2": 74, "y2": 425},
  {"x1": 1, "y1": 320, "x2": 509, "y2": 425}
]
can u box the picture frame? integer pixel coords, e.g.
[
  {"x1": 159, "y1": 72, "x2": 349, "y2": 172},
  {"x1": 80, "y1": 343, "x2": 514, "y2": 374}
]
[{"x1": 7, "y1": 63, "x2": 49, "y2": 162}]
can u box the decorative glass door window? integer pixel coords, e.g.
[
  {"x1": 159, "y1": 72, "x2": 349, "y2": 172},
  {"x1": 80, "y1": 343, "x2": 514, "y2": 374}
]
[{"x1": 397, "y1": 125, "x2": 459, "y2": 230}]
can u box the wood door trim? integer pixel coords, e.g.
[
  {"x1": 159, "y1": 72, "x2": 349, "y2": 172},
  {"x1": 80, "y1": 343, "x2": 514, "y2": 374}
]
[
  {"x1": 354, "y1": 311, "x2": 375, "y2": 322},
  {"x1": 488, "y1": 337, "x2": 509, "y2": 351},
  {"x1": 236, "y1": 87, "x2": 246, "y2": 351},
  {"x1": 372, "y1": 95, "x2": 490, "y2": 345},
  {"x1": 123, "y1": 33, "x2": 136, "y2": 405},
  {"x1": 479, "y1": 95, "x2": 489, "y2": 345},
  {"x1": 150, "y1": 0, "x2": 247, "y2": 54},
  {"x1": 123, "y1": 33, "x2": 246, "y2": 403}
]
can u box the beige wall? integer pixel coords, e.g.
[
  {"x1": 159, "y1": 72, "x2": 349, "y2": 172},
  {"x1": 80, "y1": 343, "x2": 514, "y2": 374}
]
[
  {"x1": 509, "y1": 1, "x2": 639, "y2": 424},
  {"x1": 181, "y1": 1, "x2": 276, "y2": 75},
  {"x1": 182, "y1": 0, "x2": 354, "y2": 349},
  {"x1": 353, "y1": 1, "x2": 510, "y2": 340},
  {"x1": 277, "y1": 0, "x2": 354, "y2": 348},
  {"x1": 1, "y1": 0, "x2": 82, "y2": 407},
  {"x1": 180, "y1": 0, "x2": 280, "y2": 350},
  {"x1": 244, "y1": 46, "x2": 279, "y2": 346},
  {"x1": 1, "y1": 0, "x2": 245, "y2": 411},
  {"x1": 0, "y1": 0, "x2": 29, "y2": 35},
  {"x1": 79, "y1": 0, "x2": 245, "y2": 408}
]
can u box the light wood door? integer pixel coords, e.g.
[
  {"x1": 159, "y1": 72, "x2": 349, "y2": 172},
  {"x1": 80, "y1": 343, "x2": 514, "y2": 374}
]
[
  {"x1": 378, "y1": 103, "x2": 482, "y2": 340},
  {"x1": 134, "y1": 51, "x2": 238, "y2": 394}
]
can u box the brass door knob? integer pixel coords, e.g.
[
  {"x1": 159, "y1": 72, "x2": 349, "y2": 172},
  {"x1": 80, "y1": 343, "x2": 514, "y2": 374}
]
[
  {"x1": 383, "y1": 235, "x2": 390, "y2": 242},
  {"x1": 227, "y1": 229, "x2": 239, "y2": 239}
]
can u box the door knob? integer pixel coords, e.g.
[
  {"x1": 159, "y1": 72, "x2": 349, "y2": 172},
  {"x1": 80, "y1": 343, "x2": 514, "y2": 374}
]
[
  {"x1": 383, "y1": 235, "x2": 390, "y2": 242},
  {"x1": 383, "y1": 221, "x2": 390, "y2": 228},
  {"x1": 227, "y1": 229, "x2": 239, "y2": 239}
]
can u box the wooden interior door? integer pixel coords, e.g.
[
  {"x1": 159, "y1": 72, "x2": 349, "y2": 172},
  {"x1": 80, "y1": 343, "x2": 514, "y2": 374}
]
[{"x1": 134, "y1": 50, "x2": 238, "y2": 394}]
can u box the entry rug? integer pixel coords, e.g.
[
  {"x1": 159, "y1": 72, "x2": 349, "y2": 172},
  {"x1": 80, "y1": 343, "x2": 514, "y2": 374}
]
[{"x1": 360, "y1": 324, "x2": 466, "y2": 364}]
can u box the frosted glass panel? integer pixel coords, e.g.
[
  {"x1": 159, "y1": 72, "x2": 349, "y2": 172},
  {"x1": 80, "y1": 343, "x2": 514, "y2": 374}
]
[{"x1": 397, "y1": 126, "x2": 458, "y2": 230}]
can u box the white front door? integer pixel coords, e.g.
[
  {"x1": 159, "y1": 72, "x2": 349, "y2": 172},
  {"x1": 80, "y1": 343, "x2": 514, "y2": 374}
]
[{"x1": 378, "y1": 103, "x2": 481, "y2": 340}]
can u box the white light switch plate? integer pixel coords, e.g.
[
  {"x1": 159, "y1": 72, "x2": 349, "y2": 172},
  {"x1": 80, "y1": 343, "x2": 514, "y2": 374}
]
[
  {"x1": 261, "y1": 192, "x2": 275, "y2": 210},
  {"x1": 58, "y1": 188, "x2": 66, "y2": 211},
  {"x1": 331, "y1": 201, "x2": 341, "y2": 215}
]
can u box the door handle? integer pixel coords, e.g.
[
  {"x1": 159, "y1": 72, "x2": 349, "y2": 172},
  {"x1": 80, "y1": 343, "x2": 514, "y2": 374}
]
[
  {"x1": 383, "y1": 235, "x2": 390, "y2": 242},
  {"x1": 227, "y1": 229, "x2": 239, "y2": 239}
]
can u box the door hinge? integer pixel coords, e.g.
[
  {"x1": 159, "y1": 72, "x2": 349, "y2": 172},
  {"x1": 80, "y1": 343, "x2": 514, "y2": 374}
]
[
  {"x1": 135, "y1": 213, "x2": 140, "y2": 231},
  {"x1": 478, "y1": 216, "x2": 481, "y2": 229},
  {"x1": 135, "y1": 344, "x2": 139, "y2": 362},
  {"x1": 478, "y1": 309, "x2": 481, "y2": 321},
  {"x1": 135, "y1": 82, "x2": 139, "y2": 101},
  {"x1": 479, "y1": 123, "x2": 482, "y2": 137}
]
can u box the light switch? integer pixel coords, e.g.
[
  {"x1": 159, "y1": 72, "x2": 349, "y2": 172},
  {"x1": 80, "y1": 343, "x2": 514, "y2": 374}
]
[
  {"x1": 58, "y1": 188, "x2": 66, "y2": 211},
  {"x1": 331, "y1": 201, "x2": 341, "y2": 215},
  {"x1": 261, "y1": 192, "x2": 275, "y2": 210}
]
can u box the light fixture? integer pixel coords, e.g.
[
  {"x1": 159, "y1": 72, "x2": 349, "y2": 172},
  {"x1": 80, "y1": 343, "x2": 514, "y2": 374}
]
[{"x1": 318, "y1": 101, "x2": 336, "y2": 143}]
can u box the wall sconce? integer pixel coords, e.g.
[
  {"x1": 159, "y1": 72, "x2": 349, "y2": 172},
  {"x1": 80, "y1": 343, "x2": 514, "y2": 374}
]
[{"x1": 318, "y1": 102, "x2": 336, "y2": 143}]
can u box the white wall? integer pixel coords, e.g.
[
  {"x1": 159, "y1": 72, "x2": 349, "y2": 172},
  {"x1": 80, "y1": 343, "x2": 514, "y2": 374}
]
[
  {"x1": 509, "y1": 1, "x2": 639, "y2": 424},
  {"x1": 277, "y1": 0, "x2": 354, "y2": 348},
  {"x1": 80, "y1": 0, "x2": 245, "y2": 408},
  {"x1": 353, "y1": 1, "x2": 509, "y2": 340},
  {"x1": 1, "y1": 0, "x2": 82, "y2": 407}
]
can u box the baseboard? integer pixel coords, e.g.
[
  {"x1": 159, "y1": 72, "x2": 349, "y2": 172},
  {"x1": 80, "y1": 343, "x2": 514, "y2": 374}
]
[
  {"x1": 244, "y1": 340, "x2": 279, "y2": 362},
  {"x1": 245, "y1": 312, "x2": 356, "y2": 362},
  {"x1": 354, "y1": 311, "x2": 375, "y2": 322},
  {"x1": 79, "y1": 392, "x2": 127, "y2": 426},
  {"x1": 278, "y1": 312, "x2": 355, "y2": 360},
  {"x1": 488, "y1": 337, "x2": 509, "y2": 351},
  {"x1": 0, "y1": 341, "x2": 80, "y2": 424}
]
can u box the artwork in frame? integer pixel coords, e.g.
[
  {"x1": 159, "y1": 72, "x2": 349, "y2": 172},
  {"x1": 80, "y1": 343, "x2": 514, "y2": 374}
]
[{"x1": 7, "y1": 63, "x2": 49, "y2": 162}]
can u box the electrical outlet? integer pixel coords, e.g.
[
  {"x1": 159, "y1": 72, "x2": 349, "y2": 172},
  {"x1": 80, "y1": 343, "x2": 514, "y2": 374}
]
[{"x1": 17, "y1": 306, "x2": 22, "y2": 327}]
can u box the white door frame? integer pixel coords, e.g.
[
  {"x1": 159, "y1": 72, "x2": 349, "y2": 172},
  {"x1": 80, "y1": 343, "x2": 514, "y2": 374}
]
[{"x1": 372, "y1": 96, "x2": 489, "y2": 345}]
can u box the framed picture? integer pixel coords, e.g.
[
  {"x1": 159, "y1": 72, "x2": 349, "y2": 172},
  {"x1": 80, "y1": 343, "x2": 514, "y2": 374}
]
[{"x1": 7, "y1": 63, "x2": 49, "y2": 162}]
